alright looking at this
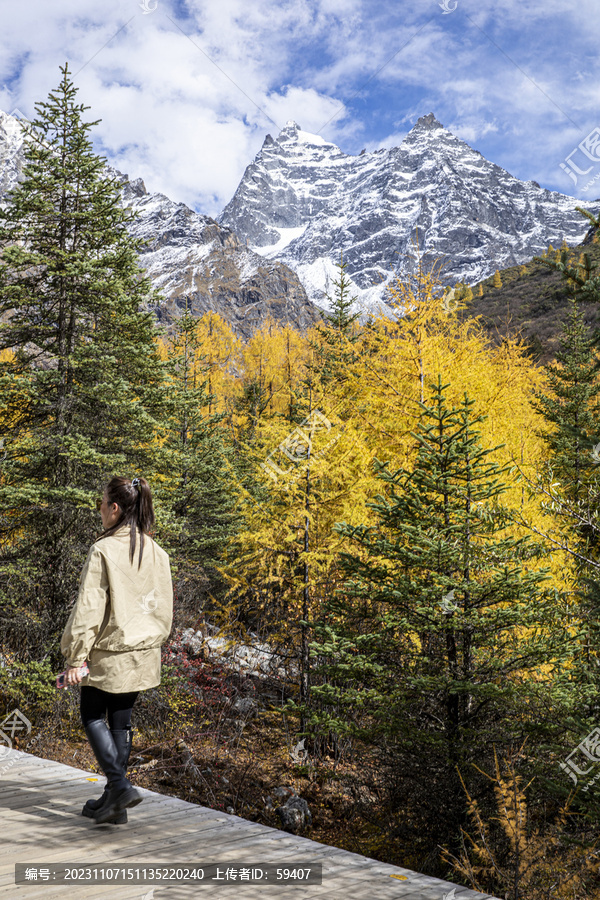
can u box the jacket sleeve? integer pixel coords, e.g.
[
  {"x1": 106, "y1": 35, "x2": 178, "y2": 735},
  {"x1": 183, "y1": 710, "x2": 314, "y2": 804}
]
[
  {"x1": 165, "y1": 559, "x2": 174, "y2": 639},
  {"x1": 158, "y1": 551, "x2": 174, "y2": 642},
  {"x1": 60, "y1": 544, "x2": 109, "y2": 667}
]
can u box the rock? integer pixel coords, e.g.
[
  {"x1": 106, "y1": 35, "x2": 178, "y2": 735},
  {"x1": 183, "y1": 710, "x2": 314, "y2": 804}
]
[
  {"x1": 271, "y1": 785, "x2": 296, "y2": 801},
  {"x1": 199, "y1": 630, "x2": 296, "y2": 680},
  {"x1": 180, "y1": 628, "x2": 205, "y2": 658},
  {"x1": 231, "y1": 697, "x2": 257, "y2": 718},
  {"x1": 275, "y1": 796, "x2": 312, "y2": 833}
]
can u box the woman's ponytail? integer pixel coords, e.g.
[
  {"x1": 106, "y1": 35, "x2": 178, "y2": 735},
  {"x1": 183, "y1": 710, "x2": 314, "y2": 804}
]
[{"x1": 97, "y1": 476, "x2": 155, "y2": 568}]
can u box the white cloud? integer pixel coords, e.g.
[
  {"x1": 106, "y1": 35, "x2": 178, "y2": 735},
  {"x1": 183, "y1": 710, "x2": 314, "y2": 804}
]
[
  {"x1": 0, "y1": 0, "x2": 362, "y2": 213},
  {"x1": 449, "y1": 119, "x2": 500, "y2": 145},
  {"x1": 262, "y1": 86, "x2": 346, "y2": 136}
]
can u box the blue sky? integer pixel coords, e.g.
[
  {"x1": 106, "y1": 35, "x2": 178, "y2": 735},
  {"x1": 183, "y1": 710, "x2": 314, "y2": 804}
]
[{"x1": 1, "y1": 0, "x2": 599, "y2": 217}]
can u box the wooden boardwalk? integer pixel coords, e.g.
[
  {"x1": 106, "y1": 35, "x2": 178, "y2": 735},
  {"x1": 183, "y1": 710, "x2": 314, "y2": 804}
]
[{"x1": 0, "y1": 749, "x2": 499, "y2": 899}]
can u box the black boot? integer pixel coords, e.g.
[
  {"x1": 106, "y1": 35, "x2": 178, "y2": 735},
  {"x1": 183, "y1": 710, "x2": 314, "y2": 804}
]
[
  {"x1": 84, "y1": 720, "x2": 142, "y2": 825},
  {"x1": 81, "y1": 726, "x2": 133, "y2": 824}
]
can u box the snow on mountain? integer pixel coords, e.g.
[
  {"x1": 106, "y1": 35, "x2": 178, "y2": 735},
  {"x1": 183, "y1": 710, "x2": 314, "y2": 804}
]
[
  {"x1": 219, "y1": 115, "x2": 596, "y2": 315},
  {"x1": 0, "y1": 111, "x2": 320, "y2": 339},
  {"x1": 0, "y1": 113, "x2": 25, "y2": 198}
]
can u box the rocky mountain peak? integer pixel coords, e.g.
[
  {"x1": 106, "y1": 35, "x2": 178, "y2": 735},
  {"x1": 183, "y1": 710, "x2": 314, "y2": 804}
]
[
  {"x1": 413, "y1": 112, "x2": 444, "y2": 131},
  {"x1": 219, "y1": 114, "x2": 595, "y2": 316},
  {"x1": 279, "y1": 120, "x2": 300, "y2": 139},
  {"x1": 253, "y1": 124, "x2": 341, "y2": 169}
]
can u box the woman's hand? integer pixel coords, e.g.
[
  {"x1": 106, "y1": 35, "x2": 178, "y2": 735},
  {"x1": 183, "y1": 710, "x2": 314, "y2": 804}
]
[{"x1": 65, "y1": 665, "x2": 84, "y2": 686}]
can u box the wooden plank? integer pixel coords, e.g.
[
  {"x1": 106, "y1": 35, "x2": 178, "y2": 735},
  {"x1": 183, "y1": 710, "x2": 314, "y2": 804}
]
[
  {"x1": 0, "y1": 780, "x2": 169, "y2": 815},
  {"x1": 0, "y1": 811, "x2": 280, "y2": 870},
  {"x1": 5, "y1": 763, "x2": 100, "y2": 785},
  {"x1": 0, "y1": 807, "x2": 233, "y2": 864}
]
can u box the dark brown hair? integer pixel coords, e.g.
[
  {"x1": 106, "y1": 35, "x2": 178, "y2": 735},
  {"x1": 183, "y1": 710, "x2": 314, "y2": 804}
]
[{"x1": 96, "y1": 476, "x2": 155, "y2": 567}]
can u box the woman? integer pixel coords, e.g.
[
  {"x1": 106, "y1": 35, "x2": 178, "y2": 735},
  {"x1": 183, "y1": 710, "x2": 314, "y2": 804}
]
[{"x1": 60, "y1": 476, "x2": 173, "y2": 825}]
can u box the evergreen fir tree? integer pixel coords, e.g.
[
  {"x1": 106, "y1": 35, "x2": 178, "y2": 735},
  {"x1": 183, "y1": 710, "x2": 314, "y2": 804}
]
[
  {"x1": 308, "y1": 377, "x2": 561, "y2": 843},
  {"x1": 531, "y1": 298, "x2": 600, "y2": 723},
  {"x1": 533, "y1": 298, "x2": 600, "y2": 501},
  {"x1": 527, "y1": 210, "x2": 600, "y2": 786},
  {"x1": 314, "y1": 256, "x2": 361, "y2": 386},
  {"x1": 0, "y1": 65, "x2": 166, "y2": 659}
]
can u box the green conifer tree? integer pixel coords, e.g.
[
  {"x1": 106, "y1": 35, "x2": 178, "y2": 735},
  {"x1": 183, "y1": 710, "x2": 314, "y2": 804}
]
[
  {"x1": 528, "y1": 211, "x2": 600, "y2": 790},
  {"x1": 308, "y1": 377, "x2": 561, "y2": 843},
  {"x1": 314, "y1": 256, "x2": 361, "y2": 386},
  {"x1": 0, "y1": 65, "x2": 166, "y2": 659},
  {"x1": 531, "y1": 298, "x2": 600, "y2": 725},
  {"x1": 533, "y1": 298, "x2": 600, "y2": 500}
]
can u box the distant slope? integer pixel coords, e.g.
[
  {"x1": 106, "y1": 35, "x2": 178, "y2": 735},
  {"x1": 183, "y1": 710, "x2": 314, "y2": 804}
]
[{"x1": 460, "y1": 233, "x2": 600, "y2": 363}]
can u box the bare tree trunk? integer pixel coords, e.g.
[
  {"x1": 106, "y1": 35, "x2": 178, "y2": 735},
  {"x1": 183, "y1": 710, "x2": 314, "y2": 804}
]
[{"x1": 300, "y1": 390, "x2": 312, "y2": 734}]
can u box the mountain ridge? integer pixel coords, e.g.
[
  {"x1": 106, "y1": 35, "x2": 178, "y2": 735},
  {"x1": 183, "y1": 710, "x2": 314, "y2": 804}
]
[{"x1": 219, "y1": 115, "x2": 597, "y2": 315}]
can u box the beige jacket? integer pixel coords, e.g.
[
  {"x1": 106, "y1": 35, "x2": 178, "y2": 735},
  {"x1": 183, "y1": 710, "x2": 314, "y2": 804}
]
[{"x1": 60, "y1": 525, "x2": 173, "y2": 693}]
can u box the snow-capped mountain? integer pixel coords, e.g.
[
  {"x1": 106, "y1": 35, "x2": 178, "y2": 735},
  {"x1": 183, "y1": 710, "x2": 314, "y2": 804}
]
[
  {"x1": 3, "y1": 106, "x2": 595, "y2": 334},
  {"x1": 0, "y1": 111, "x2": 319, "y2": 339},
  {"x1": 219, "y1": 115, "x2": 595, "y2": 314}
]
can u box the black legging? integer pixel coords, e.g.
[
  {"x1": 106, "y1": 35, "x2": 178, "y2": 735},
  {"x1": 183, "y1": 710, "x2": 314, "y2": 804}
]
[{"x1": 80, "y1": 685, "x2": 139, "y2": 731}]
